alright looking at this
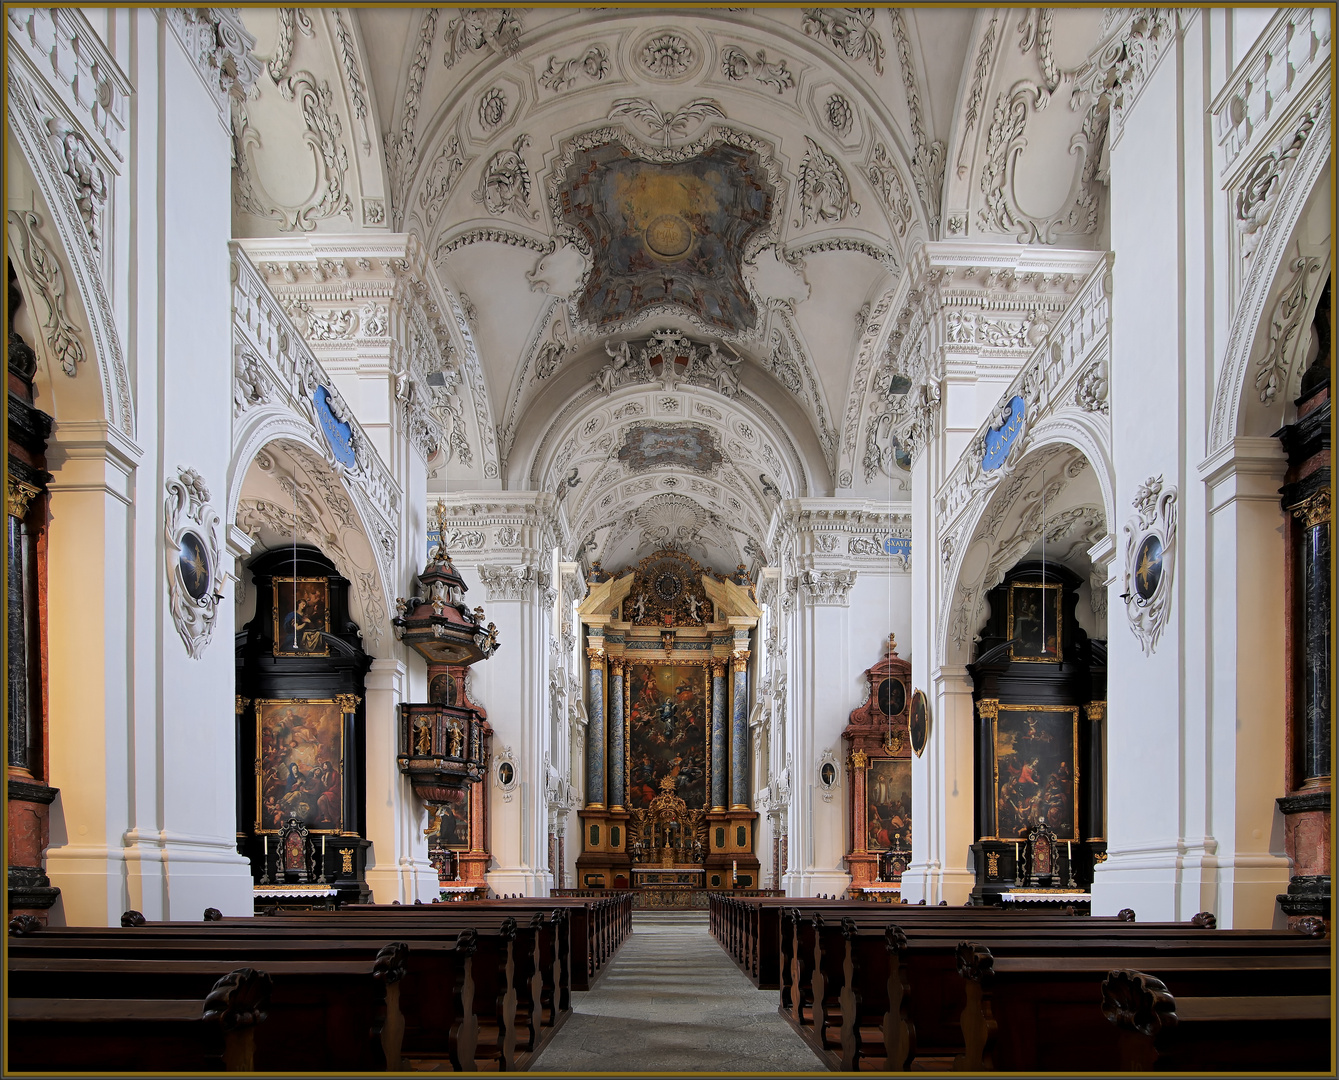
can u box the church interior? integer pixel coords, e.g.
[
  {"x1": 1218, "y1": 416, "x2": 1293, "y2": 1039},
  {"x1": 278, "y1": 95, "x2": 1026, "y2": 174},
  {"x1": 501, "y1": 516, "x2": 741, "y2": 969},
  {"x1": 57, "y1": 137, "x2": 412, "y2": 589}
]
[{"x1": 5, "y1": 4, "x2": 1333, "y2": 1073}]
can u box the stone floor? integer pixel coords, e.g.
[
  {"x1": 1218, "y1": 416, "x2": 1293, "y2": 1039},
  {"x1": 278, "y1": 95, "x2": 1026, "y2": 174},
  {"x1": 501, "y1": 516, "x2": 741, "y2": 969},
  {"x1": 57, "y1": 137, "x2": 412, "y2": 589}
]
[{"x1": 531, "y1": 910, "x2": 826, "y2": 1074}]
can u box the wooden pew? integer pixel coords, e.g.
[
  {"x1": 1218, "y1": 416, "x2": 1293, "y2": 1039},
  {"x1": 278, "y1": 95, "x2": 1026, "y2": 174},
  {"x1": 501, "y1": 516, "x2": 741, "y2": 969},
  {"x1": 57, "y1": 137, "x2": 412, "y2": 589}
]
[
  {"x1": 1101, "y1": 968, "x2": 1332, "y2": 1072},
  {"x1": 9, "y1": 946, "x2": 408, "y2": 1071},
  {"x1": 9, "y1": 920, "x2": 488, "y2": 1071},
  {"x1": 8, "y1": 967, "x2": 270, "y2": 1072}
]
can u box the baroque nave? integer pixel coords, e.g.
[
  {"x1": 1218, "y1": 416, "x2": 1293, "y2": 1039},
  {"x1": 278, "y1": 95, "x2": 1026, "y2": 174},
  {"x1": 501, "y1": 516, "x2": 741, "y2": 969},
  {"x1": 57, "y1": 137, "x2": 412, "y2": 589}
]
[{"x1": 4, "y1": 5, "x2": 1333, "y2": 1073}]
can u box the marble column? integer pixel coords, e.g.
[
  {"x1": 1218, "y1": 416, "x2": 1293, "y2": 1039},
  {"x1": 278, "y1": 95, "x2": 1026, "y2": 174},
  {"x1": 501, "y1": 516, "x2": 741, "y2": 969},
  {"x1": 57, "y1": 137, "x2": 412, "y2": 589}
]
[
  {"x1": 586, "y1": 646, "x2": 606, "y2": 808},
  {"x1": 1294, "y1": 490, "x2": 1331, "y2": 783},
  {"x1": 730, "y1": 654, "x2": 750, "y2": 809},
  {"x1": 6, "y1": 484, "x2": 37, "y2": 773},
  {"x1": 609, "y1": 660, "x2": 626, "y2": 810},
  {"x1": 710, "y1": 661, "x2": 728, "y2": 811}
]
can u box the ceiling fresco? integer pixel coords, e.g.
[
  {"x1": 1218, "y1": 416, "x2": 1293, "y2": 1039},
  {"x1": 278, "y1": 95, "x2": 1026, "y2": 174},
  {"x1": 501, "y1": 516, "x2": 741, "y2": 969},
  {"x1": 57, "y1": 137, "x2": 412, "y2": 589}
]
[
  {"x1": 554, "y1": 137, "x2": 775, "y2": 333},
  {"x1": 617, "y1": 422, "x2": 724, "y2": 474}
]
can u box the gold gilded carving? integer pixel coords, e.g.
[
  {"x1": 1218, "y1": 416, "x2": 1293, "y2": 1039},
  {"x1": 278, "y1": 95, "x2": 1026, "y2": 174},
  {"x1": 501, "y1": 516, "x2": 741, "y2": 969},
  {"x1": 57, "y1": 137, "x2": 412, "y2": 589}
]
[
  {"x1": 611, "y1": 659, "x2": 624, "y2": 676},
  {"x1": 732, "y1": 651, "x2": 750, "y2": 673},
  {"x1": 977, "y1": 698, "x2": 999, "y2": 722},
  {"x1": 1093, "y1": 850, "x2": 1108, "y2": 864},
  {"x1": 7, "y1": 478, "x2": 40, "y2": 519},
  {"x1": 850, "y1": 749, "x2": 868, "y2": 769},
  {"x1": 340, "y1": 848, "x2": 354, "y2": 874},
  {"x1": 235, "y1": 695, "x2": 250, "y2": 715},
  {"x1": 1084, "y1": 701, "x2": 1106, "y2": 723},
  {"x1": 413, "y1": 715, "x2": 433, "y2": 756},
  {"x1": 1290, "y1": 487, "x2": 1331, "y2": 528},
  {"x1": 711, "y1": 660, "x2": 727, "y2": 677},
  {"x1": 586, "y1": 646, "x2": 606, "y2": 670},
  {"x1": 334, "y1": 693, "x2": 361, "y2": 712},
  {"x1": 986, "y1": 850, "x2": 1000, "y2": 878},
  {"x1": 882, "y1": 729, "x2": 904, "y2": 754}
]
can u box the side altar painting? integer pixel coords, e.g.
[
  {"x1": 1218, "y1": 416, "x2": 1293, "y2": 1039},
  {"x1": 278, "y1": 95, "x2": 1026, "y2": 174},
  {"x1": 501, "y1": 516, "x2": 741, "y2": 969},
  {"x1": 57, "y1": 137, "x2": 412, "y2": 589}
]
[
  {"x1": 256, "y1": 699, "x2": 345, "y2": 832},
  {"x1": 865, "y1": 757, "x2": 912, "y2": 853},
  {"x1": 627, "y1": 663, "x2": 709, "y2": 810},
  {"x1": 993, "y1": 705, "x2": 1078, "y2": 841}
]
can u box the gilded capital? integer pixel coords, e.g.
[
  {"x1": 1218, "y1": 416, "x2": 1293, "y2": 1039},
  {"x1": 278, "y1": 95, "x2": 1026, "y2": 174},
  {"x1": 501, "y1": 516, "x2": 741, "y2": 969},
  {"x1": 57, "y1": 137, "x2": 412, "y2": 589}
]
[
  {"x1": 7, "y1": 478, "x2": 41, "y2": 519},
  {"x1": 977, "y1": 698, "x2": 999, "y2": 722},
  {"x1": 1290, "y1": 487, "x2": 1331, "y2": 529},
  {"x1": 731, "y1": 652, "x2": 749, "y2": 673},
  {"x1": 610, "y1": 659, "x2": 624, "y2": 676},
  {"x1": 850, "y1": 749, "x2": 868, "y2": 770},
  {"x1": 235, "y1": 695, "x2": 250, "y2": 715},
  {"x1": 711, "y1": 660, "x2": 727, "y2": 678},
  {"x1": 1084, "y1": 701, "x2": 1106, "y2": 723},
  {"x1": 586, "y1": 646, "x2": 606, "y2": 670},
  {"x1": 334, "y1": 693, "x2": 362, "y2": 712}
]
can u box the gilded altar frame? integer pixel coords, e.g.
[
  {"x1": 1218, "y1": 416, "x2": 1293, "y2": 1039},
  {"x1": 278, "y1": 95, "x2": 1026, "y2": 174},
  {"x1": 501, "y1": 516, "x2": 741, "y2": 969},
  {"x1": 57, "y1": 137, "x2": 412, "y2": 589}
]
[{"x1": 622, "y1": 658, "x2": 715, "y2": 812}]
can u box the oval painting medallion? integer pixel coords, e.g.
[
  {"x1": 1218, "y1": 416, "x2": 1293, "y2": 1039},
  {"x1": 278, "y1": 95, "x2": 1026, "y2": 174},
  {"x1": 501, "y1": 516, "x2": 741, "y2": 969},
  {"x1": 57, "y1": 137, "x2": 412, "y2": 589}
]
[{"x1": 178, "y1": 531, "x2": 211, "y2": 600}]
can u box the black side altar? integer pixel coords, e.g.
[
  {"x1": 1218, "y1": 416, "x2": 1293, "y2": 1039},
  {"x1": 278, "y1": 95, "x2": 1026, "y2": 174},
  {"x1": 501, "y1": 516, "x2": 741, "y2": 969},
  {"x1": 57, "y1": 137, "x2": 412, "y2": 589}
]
[
  {"x1": 236, "y1": 545, "x2": 373, "y2": 906},
  {"x1": 967, "y1": 561, "x2": 1107, "y2": 905}
]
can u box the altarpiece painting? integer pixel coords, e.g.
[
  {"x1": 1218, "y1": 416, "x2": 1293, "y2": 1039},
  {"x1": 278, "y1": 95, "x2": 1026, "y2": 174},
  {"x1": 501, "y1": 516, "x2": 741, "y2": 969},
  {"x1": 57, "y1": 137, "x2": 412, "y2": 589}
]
[
  {"x1": 273, "y1": 576, "x2": 331, "y2": 657},
  {"x1": 626, "y1": 663, "x2": 709, "y2": 810},
  {"x1": 993, "y1": 704, "x2": 1079, "y2": 841},
  {"x1": 256, "y1": 698, "x2": 345, "y2": 833}
]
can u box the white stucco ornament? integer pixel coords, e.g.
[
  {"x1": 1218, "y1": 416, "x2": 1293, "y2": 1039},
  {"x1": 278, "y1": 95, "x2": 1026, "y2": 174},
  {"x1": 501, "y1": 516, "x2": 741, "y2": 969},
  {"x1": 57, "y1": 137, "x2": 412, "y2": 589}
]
[
  {"x1": 1121, "y1": 474, "x2": 1177, "y2": 656},
  {"x1": 164, "y1": 467, "x2": 224, "y2": 659}
]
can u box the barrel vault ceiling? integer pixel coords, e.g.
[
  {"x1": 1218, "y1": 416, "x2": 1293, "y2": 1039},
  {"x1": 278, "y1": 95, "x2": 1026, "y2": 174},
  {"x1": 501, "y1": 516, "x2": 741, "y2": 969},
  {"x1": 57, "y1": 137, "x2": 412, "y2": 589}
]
[{"x1": 232, "y1": 6, "x2": 1117, "y2": 572}]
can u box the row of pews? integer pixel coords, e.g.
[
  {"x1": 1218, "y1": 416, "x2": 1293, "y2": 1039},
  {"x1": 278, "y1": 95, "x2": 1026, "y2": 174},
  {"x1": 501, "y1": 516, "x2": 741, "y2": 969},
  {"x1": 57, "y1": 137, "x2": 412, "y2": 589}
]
[
  {"x1": 7, "y1": 892, "x2": 633, "y2": 1073},
  {"x1": 709, "y1": 895, "x2": 1332, "y2": 1072}
]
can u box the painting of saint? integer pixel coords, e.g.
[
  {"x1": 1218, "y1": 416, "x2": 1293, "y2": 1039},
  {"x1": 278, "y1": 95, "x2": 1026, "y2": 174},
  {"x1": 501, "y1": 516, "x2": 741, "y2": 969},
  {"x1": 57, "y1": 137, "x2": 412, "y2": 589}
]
[
  {"x1": 1008, "y1": 583, "x2": 1062, "y2": 662},
  {"x1": 865, "y1": 758, "x2": 912, "y2": 853},
  {"x1": 436, "y1": 788, "x2": 469, "y2": 851},
  {"x1": 626, "y1": 664, "x2": 709, "y2": 810},
  {"x1": 993, "y1": 706, "x2": 1078, "y2": 841},
  {"x1": 257, "y1": 700, "x2": 344, "y2": 832},
  {"x1": 273, "y1": 577, "x2": 330, "y2": 657}
]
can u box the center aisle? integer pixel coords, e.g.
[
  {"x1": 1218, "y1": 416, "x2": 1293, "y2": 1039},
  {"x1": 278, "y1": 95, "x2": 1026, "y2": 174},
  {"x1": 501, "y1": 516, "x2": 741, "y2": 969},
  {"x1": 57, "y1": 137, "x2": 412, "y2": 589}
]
[{"x1": 531, "y1": 909, "x2": 826, "y2": 1074}]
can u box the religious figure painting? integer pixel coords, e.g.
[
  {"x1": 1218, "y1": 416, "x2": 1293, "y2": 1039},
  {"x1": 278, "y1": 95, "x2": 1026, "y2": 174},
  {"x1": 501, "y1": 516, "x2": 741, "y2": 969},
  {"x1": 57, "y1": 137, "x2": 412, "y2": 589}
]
[
  {"x1": 626, "y1": 663, "x2": 709, "y2": 810},
  {"x1": 866, "y1": 758, "x2": 912, "y2": 853},
  {"x1": 1007, "y1": 582, "x2": 1063, "y2": 662},
  {"x1": 256, "y1": 699, "x2": 344, "y2": 832},
  {"x1": 436, "y1": 787, "x2": 470, "y2": 851},
  {"x1": 993, "y1": 705, "x2": 1078, "y2": 841},
  {"x1": 617, "y1": 422, "x2": 723, "y2": 474},
  {"x1": 273, "y1": 577, "x2": 330, "y2": 657}
]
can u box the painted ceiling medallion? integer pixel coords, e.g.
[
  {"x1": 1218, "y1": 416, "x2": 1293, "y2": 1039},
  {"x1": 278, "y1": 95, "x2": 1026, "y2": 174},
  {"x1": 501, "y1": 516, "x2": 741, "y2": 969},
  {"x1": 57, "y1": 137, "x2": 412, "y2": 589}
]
[
  {"x1": 617, "y1": 422, "x2": 724, "y2": 474},
  {"x1": 555, "y1": 138, "x2": 775, "y2": 333}
]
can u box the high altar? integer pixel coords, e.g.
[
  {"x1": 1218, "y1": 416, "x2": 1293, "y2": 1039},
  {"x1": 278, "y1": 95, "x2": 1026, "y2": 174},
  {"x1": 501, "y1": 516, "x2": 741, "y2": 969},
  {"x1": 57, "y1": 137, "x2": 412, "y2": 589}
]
[{"x1": 576, "y1": 549, "x2": 761, "y2": 895}]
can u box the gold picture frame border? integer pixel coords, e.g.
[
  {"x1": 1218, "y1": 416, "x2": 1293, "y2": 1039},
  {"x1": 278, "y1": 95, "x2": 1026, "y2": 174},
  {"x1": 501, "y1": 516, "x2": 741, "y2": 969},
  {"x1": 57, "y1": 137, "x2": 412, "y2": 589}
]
[
  {"x1": 272, "y1": 576, "x2": 332, "y2": 658},
  {"x1": 990, "y1": 702, "x2": 1080, "y2": 842},
  {"x1": 1006, "y1": 581, "x2": 1064, "y2": 664},
  {"x1": 254, "y1": 696, "x2": 349, "y2": 835}
]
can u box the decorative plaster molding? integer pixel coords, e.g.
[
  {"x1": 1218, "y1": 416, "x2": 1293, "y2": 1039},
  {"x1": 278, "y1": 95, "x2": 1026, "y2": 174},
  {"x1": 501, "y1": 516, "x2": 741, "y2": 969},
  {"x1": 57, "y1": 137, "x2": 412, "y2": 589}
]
[
  {"x1": 331, "y1": 9, "x2": 371, "y2": 155},
  {"x1": 801, "y1": 9, "x2": 884, "y2": 74},
  {"x1": 165, "y1": 467, "x2": 223, "y2": 659},
  {"x1": 385, "y1": 8, "x2": 438, "y2": 230},
  {"x1": 955, "y1": 14, "x2": 998, "y2": 180},
  {"x1": 795, "y1": 136, "x2": 859, "y2": 226},
  {"x1": 789, "y1": 568, "x2": 857, "y2": 607},
  {"x1": 889, "y1": 9, "x2": 945, "y2": 234},
  {"x1": 1121, "y1": 474, "x2": 1177, "y2": 656},
  {"x1": 44, "y1": 116, "x2": 108, "y2": 254},
  {"x1": 7, "y1": 208, "x2": 86, "y2": 378},
  {"x1": 1233, "y1": 95, "x2": 1325, "y2": 266},
  {"x1": 444, "y1": 8, "x2": 524, "y2": 68},
  {"x1": 233, "y1": 70, "x2": 354, "y2": 232},
  {"x1": 540, "y1": 44, "x2": 611, "y2": 93},
  {"x1": 473, "y1": 134, "x2": 538, "y2": 220},
  {"x1": 1253, "y1": 254, "x2": 1323, "y2": 407},
  {"x1": 607, "y1": 97, "x2": 725, "y2": 150},
  {"x1": 163, "y1": 8, "x2": 263, "y2": 131},
  {"x1": 478, "y1": 564, "x2": 535, "y2": 602}
]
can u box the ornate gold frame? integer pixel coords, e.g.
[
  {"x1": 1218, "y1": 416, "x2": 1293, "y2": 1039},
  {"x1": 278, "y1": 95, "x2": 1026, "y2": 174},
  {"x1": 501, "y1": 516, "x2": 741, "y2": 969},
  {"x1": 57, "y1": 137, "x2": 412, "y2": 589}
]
[
  {"x1": 1006, "y1": 581, "x2": 1063, "y2": 663},
  {"x1": 990, "y1": 703, "x2": 1080, "y2": 841},
  {"x1": 254, "y1": 696, "x2": 350, "y2": 834}
]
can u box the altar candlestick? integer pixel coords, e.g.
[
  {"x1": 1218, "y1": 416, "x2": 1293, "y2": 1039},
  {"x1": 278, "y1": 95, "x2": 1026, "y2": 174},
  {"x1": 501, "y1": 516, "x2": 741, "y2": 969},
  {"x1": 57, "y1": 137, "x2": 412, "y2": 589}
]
[
  {"x1": 1067, "y1": 840, "x2": 1072, "y2": 862},
  {"x1": 732, "y1": 859, "x2": 737, "y2": 882},
  {"x1": 264, "y1": 835, "x2": 268, "y2": 856}
]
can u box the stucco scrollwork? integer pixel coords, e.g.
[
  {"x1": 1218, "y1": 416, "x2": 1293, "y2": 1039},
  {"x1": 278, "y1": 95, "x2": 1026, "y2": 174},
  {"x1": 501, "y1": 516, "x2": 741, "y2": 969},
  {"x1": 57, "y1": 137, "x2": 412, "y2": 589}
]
[
  {"x1": 7, "y1": 208, "x2": 87, "y2": 378},
  {"x1": 608, "y1": 98, "x2": 726, "y2": 151},
  {"x1": 795, "y1": 137, "x2": 858, "y2": 227},
  {"x1": 789, "y1": 568, "x2": 857, "y2": 607},
  {"x1": 801, "y1": 8, "x2": 885, "y2": 75},
  {"x1": 473, "y1": 135, "x2": 538, "y2": 220},
  {"x1": 233, "y1": 71, "x2": 354, "y2": 232},
  {"x1": 1253, "y1": 254, "x2": 1322, "y2": 407},
  {"x1": 45, "y1": 117, "x2": 108, "y2": 254},
  {"x1": 539, "y1": 44, "x2": 610, "y2": 93},
  {"x1": 165, "y1": 467, "x2": 224, "y2": 660},
  {"x1": 478, "y1": 563, "x2": 535, "y2": 602},
  {"x1": 1121, "y1": 474, "x2": 1177, "y2": 656}
]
